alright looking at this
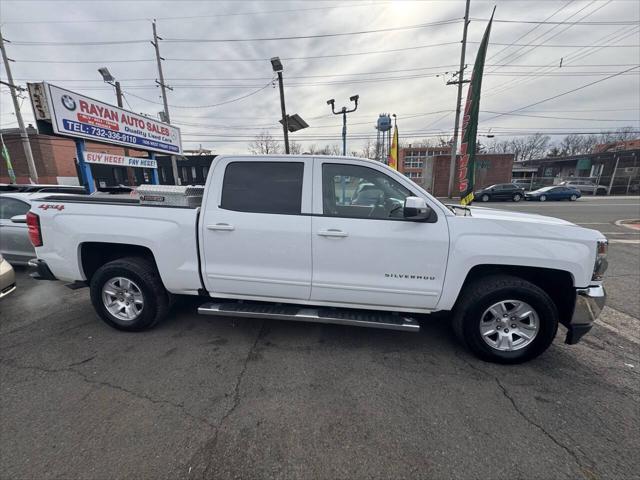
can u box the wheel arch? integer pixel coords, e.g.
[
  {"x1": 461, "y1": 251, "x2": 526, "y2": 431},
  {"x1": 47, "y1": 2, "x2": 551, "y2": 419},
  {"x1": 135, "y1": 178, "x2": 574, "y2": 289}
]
[
  {"x1": 79, "y1": 242, "x2": 159, "y2": 282},
  {"x1": 454, "y1": 264, "x2": 576, "y2": 326}
]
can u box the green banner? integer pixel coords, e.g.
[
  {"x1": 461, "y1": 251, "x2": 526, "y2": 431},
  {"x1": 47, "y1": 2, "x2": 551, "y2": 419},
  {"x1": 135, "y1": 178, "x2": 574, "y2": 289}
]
[
  {"x1": 1, "y1": 134, "x2": 16, "y2": 184},
  {"x1": 458, "y1": 10, "x2": 495, "y2": 205}
]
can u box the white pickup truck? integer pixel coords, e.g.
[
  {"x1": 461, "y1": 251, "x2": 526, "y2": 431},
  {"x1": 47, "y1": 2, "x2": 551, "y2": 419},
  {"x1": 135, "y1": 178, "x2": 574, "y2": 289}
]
[{"x1": 27, "y1": 155, "x2": 607, "y2": 363}]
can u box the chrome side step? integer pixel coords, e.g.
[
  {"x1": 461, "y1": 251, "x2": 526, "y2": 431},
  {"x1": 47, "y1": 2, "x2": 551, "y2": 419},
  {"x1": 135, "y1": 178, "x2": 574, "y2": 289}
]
[{"x1": 198, "y1": 301, "x2": 420, "y2": 332}]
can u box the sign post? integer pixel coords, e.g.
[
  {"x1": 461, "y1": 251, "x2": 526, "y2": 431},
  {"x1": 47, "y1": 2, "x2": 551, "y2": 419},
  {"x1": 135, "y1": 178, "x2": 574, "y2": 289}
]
[
  {"x1": 150, "y1": 152, "x2": 159, "y2": 185},
  {"x1": 75, "y1": 139, "x2": 95, "y2": 193}
]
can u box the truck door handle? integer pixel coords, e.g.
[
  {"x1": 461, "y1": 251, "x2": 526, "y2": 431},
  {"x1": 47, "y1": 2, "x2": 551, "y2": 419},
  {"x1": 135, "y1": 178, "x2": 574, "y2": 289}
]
[
  {"x1": 207, "y1": 223, "x2": 235, "y2": 231},
  {"x1": 318, "y1": 229, "x2": 348, "y2": 238}
]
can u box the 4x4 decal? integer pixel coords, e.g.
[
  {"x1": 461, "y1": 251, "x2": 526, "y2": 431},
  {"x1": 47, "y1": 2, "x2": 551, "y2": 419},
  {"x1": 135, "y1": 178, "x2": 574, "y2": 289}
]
[{"x1": 38, "y1": 203, "x2": 65, "y2": 211}]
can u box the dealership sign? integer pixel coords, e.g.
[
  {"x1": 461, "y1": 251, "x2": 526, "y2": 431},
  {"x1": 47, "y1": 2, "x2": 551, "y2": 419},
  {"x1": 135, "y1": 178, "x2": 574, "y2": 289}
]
[
  {"x1": 83, "y1": 151, "x2": 157, "y2": 169},
  {"x1": 28, "y1": 83, "x2": 182, "y2": 155}
]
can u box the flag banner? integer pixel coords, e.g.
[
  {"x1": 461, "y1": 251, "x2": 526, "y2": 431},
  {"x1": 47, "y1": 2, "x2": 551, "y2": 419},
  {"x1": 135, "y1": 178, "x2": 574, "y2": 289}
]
[
  {"x1": 1, "y1": 134, "x2": 17, "y2": 184},
  {"x1": 459, "y1": 10, "x2": 495, "y2": 205},
  {"x1": 388, "y1": 124, "x2": 398, "y2": 170}
]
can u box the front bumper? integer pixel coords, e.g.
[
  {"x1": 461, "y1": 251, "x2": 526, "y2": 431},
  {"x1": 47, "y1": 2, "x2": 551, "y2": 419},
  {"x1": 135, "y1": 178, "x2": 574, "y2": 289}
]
[{"x1": 565, "y1": 285, "x2": 606, "y2": 344}]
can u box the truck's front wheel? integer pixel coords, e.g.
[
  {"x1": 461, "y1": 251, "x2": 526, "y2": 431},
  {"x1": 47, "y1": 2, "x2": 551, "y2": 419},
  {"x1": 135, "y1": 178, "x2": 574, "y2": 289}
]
[
  {"x1": 452, "y1": 275, "x2": 558, "y2": 364},
  {"x1": 90, "y1": 257, "x2": 169, "y2": 331}
]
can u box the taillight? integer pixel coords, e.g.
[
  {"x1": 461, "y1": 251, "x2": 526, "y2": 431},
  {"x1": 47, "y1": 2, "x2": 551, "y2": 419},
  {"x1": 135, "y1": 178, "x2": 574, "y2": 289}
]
[{"x1": 26, "y1": 212, "x2": 43, "y2": 247}]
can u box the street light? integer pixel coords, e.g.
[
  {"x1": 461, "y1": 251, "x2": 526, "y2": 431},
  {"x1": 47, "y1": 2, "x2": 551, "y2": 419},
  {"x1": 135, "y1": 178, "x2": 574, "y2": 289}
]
[
  {"x1": 98, "y1": 67, "x2": 123, "y2": 108},
  {"x1": 271, "y1": 56, "x2": 290, "y2": 153},
  {"x1": 98, "y1": 67, "x2": 134, "y2": 185},
  {"x1": 327, "y1": 95, "x2": 359, "y2": 155}
]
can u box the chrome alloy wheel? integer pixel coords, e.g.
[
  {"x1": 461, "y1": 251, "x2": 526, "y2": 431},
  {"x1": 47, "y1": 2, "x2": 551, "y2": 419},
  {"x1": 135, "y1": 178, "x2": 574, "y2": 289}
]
[
  {"x1": 101, "y1": 277, "x2": 144, "y2": 321},
  {"x1": 479, "y1": 300, "x2": 539, "y2": 351}
]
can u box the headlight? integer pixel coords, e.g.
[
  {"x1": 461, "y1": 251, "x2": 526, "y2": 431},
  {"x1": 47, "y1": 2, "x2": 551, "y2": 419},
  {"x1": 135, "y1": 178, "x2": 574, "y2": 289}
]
[{"x1": 592, "y1": 239, "x2": 608, "y2": 281}]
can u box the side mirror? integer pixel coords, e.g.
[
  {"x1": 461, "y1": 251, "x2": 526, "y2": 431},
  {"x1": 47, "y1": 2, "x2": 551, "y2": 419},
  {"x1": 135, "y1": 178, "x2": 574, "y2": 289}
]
[
  {"x1": 10, "y1": 214, "x2": 27, "y2": 224},
  {"x1": 403, "y1": 197, "x2": 431, "y2": 221}
]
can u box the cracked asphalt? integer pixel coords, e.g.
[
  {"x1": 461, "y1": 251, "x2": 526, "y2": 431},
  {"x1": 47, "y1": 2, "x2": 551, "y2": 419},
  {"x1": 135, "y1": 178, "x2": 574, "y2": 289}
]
[{"x1": 1, "y1": 198, "x2": 639, "y2": 480}]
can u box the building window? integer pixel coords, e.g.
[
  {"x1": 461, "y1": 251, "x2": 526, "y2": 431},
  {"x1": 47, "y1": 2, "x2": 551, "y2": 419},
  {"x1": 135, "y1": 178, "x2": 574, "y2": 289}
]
[
  {"x1": 404, "y1": 158, "x2": 424, "y2": 169},
  {"x1": 202, "y1": 166, "x2": 209, "y2": 179},
  {"x1": 181, "y1": 166, "x2": 189, "y2": 182},
  {"x1": 191, "y1": 166, "x2": 197, "y2": 181}
]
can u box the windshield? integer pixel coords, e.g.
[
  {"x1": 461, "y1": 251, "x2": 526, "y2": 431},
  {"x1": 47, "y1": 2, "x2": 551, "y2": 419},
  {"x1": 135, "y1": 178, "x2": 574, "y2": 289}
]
[{"x1": 532, "y1": 186, "x2": 554, "y2": 193}]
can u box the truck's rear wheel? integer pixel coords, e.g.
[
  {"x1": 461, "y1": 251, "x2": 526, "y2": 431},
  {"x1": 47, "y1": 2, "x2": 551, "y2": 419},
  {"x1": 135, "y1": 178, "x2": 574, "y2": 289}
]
[
  {"x1": 90, "y1": 256, "x2": 169, "y2": 331},
  {"x1": 452, "y1": 275, "x2": 558, "y2": 364}
]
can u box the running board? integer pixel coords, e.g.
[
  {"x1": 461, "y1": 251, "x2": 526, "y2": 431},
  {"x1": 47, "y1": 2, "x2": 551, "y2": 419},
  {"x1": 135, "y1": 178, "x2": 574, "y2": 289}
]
[{"x1": 198, "y1": 301, "x2": 420, "y2": 332}]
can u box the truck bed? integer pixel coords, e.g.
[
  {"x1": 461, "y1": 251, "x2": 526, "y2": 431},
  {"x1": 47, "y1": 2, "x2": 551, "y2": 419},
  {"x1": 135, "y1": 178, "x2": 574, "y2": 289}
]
[{"x1": 33, "y1": 196, "x2": 203, "y2": 294}]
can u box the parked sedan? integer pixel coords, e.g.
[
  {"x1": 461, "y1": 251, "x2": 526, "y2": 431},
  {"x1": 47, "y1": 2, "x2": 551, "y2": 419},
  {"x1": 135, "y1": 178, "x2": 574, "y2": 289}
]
[
  {"x1": 525, "y1": 186, "x2": 582, "y2": 202},
  {"x1": 474, "y1": 183, "x2": 525, "y2": 202}
]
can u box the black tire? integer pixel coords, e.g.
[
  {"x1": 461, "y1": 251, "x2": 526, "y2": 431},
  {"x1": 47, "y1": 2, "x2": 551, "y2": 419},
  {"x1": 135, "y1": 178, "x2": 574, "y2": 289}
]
[
  {"x1": 512, "y1": 193, "x2": 522, "y2": 202},
  {"x1": 570, "y1": 194, "x2": 577, "y2": 201},
  {"x1": 539, "y1": 194, "x2": 547, "y2": 202},
  {"x1": 452, "y1": 275, "x2": 558, "y2": 364},
  {"x1": 481, "y1": 194, "x2": 490, "y2": 202},
  {"x1": 89, "y1": 256, "x2": 169, "y2": 331}
]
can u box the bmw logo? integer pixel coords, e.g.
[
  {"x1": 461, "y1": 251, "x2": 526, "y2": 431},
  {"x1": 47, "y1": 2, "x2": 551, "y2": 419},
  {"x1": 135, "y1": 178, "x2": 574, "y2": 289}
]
[{"x1": 61, "y1": 95, "x2": 76, "y2": 111}]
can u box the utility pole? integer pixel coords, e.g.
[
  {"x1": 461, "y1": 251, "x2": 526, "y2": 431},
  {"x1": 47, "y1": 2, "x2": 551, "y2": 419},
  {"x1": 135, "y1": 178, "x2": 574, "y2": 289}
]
[
  {"x1": 151, "y1": 20, "x2": 179, "y2": 184},
  {"x1": 270, "y1": 57, "x2": 289, "y2": 153},
  {"x1": 0, "y1": 27, "x2": 38, "y2": 183},
  {"x1": 447, "y1": 0, "x2": 471, "y2": 198}
]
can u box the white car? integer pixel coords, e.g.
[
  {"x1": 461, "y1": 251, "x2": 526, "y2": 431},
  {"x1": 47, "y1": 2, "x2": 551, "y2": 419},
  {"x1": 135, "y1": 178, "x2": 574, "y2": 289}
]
[
  {"x1": 28, "y1": 155, "x2": 607, "y2": 364},
  {"x1": 559, "y1": 180, "x2": 608, "y2": 195}
]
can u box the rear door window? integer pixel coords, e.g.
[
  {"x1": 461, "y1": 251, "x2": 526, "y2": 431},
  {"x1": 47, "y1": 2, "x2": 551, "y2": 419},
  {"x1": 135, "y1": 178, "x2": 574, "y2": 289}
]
[{"x1": 221, "y1": 161, "x2": 304, "y2": 215}]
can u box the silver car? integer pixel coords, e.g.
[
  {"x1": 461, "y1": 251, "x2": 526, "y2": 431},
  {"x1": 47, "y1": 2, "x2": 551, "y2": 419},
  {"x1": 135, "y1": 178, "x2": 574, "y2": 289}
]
[{"x1": 0, "y1": 192, "x2": 75, "y2": 265}]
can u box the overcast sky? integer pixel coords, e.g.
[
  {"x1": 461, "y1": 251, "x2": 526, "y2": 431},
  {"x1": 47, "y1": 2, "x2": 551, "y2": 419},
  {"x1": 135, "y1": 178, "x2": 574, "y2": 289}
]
[{"x1": 1, "y1": 0, "x2": 639, "y2": 154}]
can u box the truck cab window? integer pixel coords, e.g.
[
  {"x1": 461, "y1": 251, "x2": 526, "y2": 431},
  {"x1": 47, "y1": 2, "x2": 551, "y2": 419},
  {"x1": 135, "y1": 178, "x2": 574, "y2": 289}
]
[
  {"x1": 221, "y1": 161, "x2": 304, "y2": 215},
  {"x1": 322, "y1": 163, "x2": 413, "y2": 219}
]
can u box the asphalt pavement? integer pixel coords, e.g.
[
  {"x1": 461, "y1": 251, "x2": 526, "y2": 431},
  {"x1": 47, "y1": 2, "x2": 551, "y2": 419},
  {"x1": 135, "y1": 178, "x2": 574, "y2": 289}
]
[{"x1": 1, "y1": 196, "x2": 639, "y2": 480}]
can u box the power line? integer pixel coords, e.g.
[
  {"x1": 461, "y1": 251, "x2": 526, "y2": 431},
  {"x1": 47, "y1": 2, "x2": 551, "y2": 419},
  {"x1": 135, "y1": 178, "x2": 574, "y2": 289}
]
[
  {"x1": 7, "y1": 18, "x2": 462, "y2": 46},
  {"x1": 484, "y1": 66, "x2": 640, "y2": 122},
  {"x1": 481, "y1": 111, "x2": 639, "y2": 122},
  {"x1": 0, "y1": 2, "x2": 388, "y2": 24},
  {"x1": 485, "y1": 0, "x2": 575, "y2": 63},
  {"x1": 483, "y1": 24, "x2": 640, "y2": 98},
  {"x1": 471, "y1": 18, "x2": 638, "y2": 25},
  {"x1": 122, "y1": 79, "x2": 274, "y2": 109},
  {"x1": 488, "y1": 0, "x2": 608, "y2": 70}
]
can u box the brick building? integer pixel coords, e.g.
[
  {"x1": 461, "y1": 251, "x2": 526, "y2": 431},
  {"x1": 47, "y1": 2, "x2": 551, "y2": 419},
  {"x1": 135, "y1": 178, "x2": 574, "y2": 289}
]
[
  {"x1": 0, "y1": 126, "x2": 151, "y2": 185},
  {"x1": 0, "y1": 127, "x2": 216, "y2": 187},
  {"x1": 398, "y1": 145, "x2": 514, "y2": 196},
  {"x1": 398, "y1": 145, "x2": 451, "y2": 186}
]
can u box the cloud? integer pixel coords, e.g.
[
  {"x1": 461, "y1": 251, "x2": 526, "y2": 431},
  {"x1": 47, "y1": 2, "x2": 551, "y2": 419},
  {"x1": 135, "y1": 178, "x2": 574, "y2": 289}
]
[{"x1": 1, "y1": 0, "x2": 638, "y2": 154}]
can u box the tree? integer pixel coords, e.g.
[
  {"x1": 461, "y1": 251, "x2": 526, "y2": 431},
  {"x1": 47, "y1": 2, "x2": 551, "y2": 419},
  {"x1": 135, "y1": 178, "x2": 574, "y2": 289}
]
[
  {"x1": 307, "y1": 144, "x2": 342, "y2": 155},
  {"x1": 558, "y1": 134, "x2": 598, "y2": 156},
  {"x1": 248, "y1": 131, "x2": 281, "y2": 154},
  {"x1": 598, "y1": 126, "x2": 637, "y2": 144},
  {"x1": 289, "y1": 140, "x2": 303, "y2": 155},
  {"x1": 487, "y1": 134, "x2": 551, "y2": 161},
  {"x1": 358, "y1": 138, "x2": 377, "y2": 160}
]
